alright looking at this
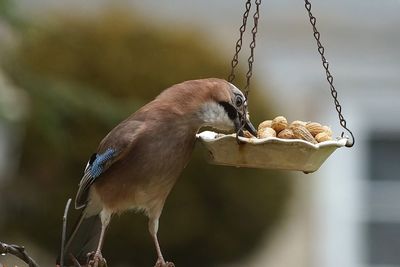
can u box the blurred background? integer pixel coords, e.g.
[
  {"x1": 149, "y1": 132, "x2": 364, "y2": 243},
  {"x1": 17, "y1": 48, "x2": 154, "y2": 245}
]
[{"x1": 0, "y1": 1, "x2": 399, "y2": 267}]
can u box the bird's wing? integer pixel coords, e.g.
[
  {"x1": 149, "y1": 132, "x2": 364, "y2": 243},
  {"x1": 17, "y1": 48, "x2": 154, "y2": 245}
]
[{"x1": 75, "y1": 119, "x2": 144, "y2": 209}]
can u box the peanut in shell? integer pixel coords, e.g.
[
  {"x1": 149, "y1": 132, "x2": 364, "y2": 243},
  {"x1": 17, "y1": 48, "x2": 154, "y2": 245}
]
[
  {"x1": 306, "y1": 122, "x2": 325, "y2": 137},
  {"x1": 271, "y1": 116, "x2": 288, "y2": 133},
  {"x1": 258, "y1": 127, "x2": 276, "y2": 139},
  {"x1": 289, "y1": 124, "x2": 317, "y2": 144},
  {"x1": 315, "y1": 132, "x2": 332, "y2": 142},
  {"x1": 277, "y1": 128, "x2": 295, "y2": 139},
  {"x1": 258, "y1": 120, "x2": 272, "y2": 131}
]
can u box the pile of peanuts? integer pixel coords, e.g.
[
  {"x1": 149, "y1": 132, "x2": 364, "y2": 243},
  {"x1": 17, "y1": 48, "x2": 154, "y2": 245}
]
[{"x1": 247, "y1": 116, "x2": 333, "y2": 144}]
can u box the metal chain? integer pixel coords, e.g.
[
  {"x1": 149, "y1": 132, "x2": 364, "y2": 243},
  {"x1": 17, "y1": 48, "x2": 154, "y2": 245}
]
[
  {"x1": 244, "y1": 0, "x2": 261, "y2": 98},
  {"x1": 237, "y1": 0, "x2": 262, "y2": 144},
  {"x1": 228, "y1": 0, "x2": 261, "y2": 100},
  {"x1": 304, "y1": 0, "x2": 355, "y2": 147},
  {"x1": 228, "y1": 0, "x2": 252, "y2": 83},
  {"x1": 229, "y1": 0, "x2": 262, "y2": 144}
]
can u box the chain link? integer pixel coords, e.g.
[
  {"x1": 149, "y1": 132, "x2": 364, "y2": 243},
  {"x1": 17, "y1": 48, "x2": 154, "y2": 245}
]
[
  {"x1": 304, "y1": 0, "x2": 355, "y2": 147},
  {"x1": 244, "y1": 0, "x2": 261, "y2": 98},
  {"x1": 228, "y1": 0, "x2": 261, "y2": 100},
  {"x1": 228, "y1": 0, "x2": 252, "y2": 83}
]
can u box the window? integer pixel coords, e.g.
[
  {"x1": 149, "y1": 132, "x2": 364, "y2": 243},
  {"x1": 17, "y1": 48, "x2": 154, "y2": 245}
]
[{"x1": 367, "y1": 134, "x2": 400, "y2": 267}]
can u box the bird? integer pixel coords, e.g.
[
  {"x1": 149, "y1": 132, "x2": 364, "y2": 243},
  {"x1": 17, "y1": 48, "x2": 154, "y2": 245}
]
[{"x1": 59, "y1": 78, "x2": 257, "y2": 267}]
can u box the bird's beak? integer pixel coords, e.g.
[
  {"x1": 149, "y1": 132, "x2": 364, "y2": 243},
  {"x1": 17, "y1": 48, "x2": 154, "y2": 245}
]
[
  {"x1": 244, "y1": 119, "x2": 257, "y2": 136},
  {"x1": 234, "y1": 114, "x2": 258, "y2": 137}
]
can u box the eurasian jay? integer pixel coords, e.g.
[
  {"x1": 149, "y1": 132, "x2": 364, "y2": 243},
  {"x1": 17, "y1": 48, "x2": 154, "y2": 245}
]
[{"x1": 60, "y1": 78, "x2": 257, "y2": 267}]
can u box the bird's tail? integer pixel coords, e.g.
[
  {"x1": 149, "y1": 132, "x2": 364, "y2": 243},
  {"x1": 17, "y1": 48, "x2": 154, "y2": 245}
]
[{"x1": 57, "y1": 211, "x2": 102, "y2": 266}]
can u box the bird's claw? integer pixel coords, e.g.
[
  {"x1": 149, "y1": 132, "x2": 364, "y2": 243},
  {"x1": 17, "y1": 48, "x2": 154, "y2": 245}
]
[
  {"x1": 87, "y1": 251, "x2": 107, "y2": 267},
  {"x1": 154, "y1": 259, "x2": 175, "y2": 267}
]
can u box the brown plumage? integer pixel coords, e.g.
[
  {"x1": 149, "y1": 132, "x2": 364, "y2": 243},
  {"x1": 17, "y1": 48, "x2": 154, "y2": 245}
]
[{"x1": 60, "y1": 78, "x2": 256, "y2": 267}]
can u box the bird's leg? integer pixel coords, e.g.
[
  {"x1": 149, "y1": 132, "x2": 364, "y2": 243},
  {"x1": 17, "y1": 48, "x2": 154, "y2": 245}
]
[
  {"x1": 88, "y1": 210, "x2": 111, "y2": 267},
  {"x1": 92, "y1": 225, "x2": 106, "y2": 267},
  {"x1": 149, "y1": 217, "x2": 175, "y2": 267},
  {"x1": 149, "y1": 218, "x2": 165, "y2": 265}
]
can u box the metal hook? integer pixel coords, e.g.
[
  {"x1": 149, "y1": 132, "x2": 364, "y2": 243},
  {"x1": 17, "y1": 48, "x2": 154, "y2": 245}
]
[{"x1": 341, "y1": 128, "x2": 355, "y2": 148}]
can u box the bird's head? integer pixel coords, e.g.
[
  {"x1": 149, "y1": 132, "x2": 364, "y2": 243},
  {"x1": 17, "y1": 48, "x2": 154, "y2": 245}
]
[
  {"x1": 196, "y1": 79, "x2": 257, "y2": 137},
  {"x1": 154, "y1": 79, "x2": 257, "y2": 136}
]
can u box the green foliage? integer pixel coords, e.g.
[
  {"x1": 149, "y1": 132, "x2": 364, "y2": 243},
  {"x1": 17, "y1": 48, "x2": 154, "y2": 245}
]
[
  {"x1": 0, "y1": 0, "x2": 22, "y2": 27},
  {"x1": 0, "y1": 0, "x2": 12, "y2": 18},
  {"x1": 1, "y1": 9, "x2": 292, "y2": 267}
]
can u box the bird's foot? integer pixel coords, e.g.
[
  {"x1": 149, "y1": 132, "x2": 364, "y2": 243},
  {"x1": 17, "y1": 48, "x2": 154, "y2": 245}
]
[
  {"x1": 154, "y1": 258, "x2": 175, "y2": 267},
  {"x1": 87, "y1": 251, "x2": 107, "y2": 267}
]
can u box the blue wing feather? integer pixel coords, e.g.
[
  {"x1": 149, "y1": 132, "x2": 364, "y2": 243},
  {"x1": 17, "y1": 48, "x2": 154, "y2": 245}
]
[
  {"x1": 75, "y1": 148, "x2": 117, "y2": 209},
  {"x1": 88, "y1": 148, "x2": 116, "y2": 178}
]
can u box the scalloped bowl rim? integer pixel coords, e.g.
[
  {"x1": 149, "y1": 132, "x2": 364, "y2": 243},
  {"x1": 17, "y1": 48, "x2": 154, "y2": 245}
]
[{"x1": 196, "y1": 130, "x2": 348, "y2": 149}]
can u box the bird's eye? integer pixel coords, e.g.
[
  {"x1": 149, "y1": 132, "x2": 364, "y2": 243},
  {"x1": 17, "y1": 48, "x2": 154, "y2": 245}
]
[{"x1": 235, "y1": 95, "x2": 244, "y2": 107}]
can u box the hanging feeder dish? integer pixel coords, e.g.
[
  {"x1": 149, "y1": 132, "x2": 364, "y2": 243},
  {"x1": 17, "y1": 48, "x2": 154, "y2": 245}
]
[
  {"x1": 197, "y1": 131, "x2": 347, "y2": 173},
  {"x1": 196, "y1": 0, "x2": 354, "y2": 172}
]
